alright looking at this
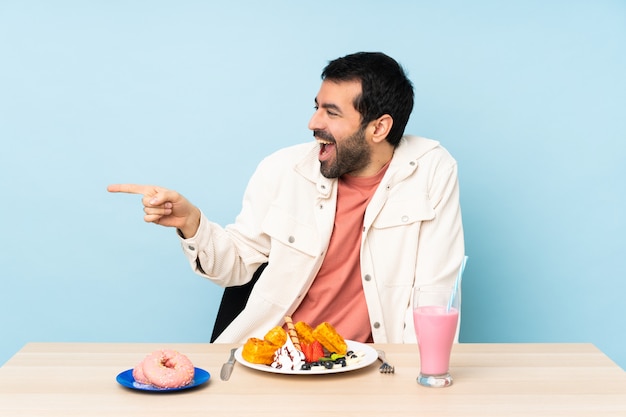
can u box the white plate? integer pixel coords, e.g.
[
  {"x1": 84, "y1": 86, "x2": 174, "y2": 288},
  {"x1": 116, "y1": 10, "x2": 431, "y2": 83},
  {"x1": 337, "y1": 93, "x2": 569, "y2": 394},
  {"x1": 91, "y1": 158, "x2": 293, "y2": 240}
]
[{"x1": 234, "y1": 340, "x2": 377, "y2": 375}]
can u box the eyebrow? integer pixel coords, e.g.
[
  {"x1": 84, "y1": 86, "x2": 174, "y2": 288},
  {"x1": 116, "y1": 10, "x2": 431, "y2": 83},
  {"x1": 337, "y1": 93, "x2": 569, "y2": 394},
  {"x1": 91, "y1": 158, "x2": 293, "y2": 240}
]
[{"x1": 314, "y1": 97, "x2": 343, "y2": 114}]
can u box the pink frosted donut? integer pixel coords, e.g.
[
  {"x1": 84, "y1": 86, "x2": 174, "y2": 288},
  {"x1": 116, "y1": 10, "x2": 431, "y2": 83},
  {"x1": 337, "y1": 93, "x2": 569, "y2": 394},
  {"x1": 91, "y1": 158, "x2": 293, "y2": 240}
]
[
  {"x1": 140, "y1": 349, "x2": 195, "y2": 389},
  {"x1": 132, "y1": 361, "x2": 150, "y2": 384}
]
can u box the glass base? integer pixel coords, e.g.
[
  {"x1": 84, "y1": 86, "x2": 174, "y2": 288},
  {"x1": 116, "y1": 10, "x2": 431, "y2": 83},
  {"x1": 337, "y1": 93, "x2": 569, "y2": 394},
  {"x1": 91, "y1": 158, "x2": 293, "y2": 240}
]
[{"x1": 417, "y1": 372, "x2": 453, "y2": 388}]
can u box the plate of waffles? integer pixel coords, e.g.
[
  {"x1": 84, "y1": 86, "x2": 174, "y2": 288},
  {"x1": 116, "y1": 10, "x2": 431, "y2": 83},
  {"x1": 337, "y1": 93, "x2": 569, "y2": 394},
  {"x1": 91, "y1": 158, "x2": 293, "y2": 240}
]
[{"x1": 234, "y1": 340, "x2": 377, "y2": 375}]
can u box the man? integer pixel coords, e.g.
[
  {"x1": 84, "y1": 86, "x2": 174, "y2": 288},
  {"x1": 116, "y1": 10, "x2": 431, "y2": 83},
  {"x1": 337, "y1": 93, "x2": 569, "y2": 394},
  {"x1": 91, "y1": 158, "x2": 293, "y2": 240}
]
[{"x1": 108, "y1": 52, "x2": 464, "y2": 344}]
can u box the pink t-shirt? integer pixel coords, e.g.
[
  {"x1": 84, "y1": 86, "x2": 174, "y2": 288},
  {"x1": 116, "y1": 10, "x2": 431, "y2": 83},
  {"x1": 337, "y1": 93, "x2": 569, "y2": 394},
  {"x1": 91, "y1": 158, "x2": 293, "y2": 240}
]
[{"x1": 291, "y1": 163, "x2": 389, "y2": 343}]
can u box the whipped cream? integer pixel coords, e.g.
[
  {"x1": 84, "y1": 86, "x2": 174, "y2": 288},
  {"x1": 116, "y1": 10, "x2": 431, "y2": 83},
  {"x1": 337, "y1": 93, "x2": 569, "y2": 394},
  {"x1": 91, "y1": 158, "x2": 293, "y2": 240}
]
[
  {"x1": 345, "y1": 351, "x2": 366, "y2": 367},
  {"x1": 271, "y1": 336, "x2": 305, "y2": 371}
]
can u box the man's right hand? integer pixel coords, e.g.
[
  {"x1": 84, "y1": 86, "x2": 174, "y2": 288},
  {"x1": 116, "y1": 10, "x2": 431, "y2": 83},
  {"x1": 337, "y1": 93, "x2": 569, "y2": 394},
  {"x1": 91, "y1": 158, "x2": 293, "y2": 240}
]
[{"x1": 107, "y1": 184, "x2": 201, "y2": 238}]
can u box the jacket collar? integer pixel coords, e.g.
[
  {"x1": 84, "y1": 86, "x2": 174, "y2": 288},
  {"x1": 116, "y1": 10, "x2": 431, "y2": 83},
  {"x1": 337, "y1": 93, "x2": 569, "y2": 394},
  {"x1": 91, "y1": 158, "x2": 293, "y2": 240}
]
[
  {"x1": 384, "y1": 135, "x2": 441, "y2": 185},
  {"x1": 392, "y1": 135, "x2": 440, "y2": 164},
  {"x1": 294, "y1": 142, "x2": 335, "y2": 198}
]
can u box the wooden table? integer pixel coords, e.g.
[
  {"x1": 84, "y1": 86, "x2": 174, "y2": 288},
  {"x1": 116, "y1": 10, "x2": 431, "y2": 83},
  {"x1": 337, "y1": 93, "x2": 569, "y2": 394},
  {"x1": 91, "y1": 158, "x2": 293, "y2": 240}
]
[{"x1": 1, "y1": 342, "x2": 625, "y2": 416}]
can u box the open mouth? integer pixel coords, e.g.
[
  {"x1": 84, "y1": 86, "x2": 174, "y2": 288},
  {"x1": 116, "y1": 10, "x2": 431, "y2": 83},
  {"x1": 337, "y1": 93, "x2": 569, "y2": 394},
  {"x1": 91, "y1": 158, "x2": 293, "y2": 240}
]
[{"x1": 317, "y1": 139, "x2": 336, "y2": 162}]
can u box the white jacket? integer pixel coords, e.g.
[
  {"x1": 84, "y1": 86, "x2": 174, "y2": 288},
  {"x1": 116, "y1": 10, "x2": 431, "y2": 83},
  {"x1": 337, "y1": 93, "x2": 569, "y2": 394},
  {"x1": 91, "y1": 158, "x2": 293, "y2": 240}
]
[{"x1": 180, "y1": 135, "x2": 465, "y2": 343}]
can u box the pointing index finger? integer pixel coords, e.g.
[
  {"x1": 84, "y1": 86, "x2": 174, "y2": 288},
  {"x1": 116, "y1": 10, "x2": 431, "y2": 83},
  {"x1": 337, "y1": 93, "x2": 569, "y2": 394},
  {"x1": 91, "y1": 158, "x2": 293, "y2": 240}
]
[{"x1": 107, "y1": 184, "x2": 154, "y2": 195}]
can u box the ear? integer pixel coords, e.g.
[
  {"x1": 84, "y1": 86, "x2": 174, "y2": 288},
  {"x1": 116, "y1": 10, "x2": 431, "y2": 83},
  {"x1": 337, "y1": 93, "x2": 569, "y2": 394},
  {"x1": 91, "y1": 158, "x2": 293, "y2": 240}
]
[{"x1": 370, "y1": 114, "x2": 393, "y2": 144}]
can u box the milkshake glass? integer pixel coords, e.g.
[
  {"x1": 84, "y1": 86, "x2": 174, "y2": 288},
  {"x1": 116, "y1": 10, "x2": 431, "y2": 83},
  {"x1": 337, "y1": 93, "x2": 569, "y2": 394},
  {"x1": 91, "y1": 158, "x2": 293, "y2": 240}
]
[{"x1": 413, "y1": 286, "x2": 459, "y2": 387}]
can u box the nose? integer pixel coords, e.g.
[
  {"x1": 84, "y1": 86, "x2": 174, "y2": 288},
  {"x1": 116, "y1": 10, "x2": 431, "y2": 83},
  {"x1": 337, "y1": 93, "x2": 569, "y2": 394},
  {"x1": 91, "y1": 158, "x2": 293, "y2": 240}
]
[{"x1": 308, "y1": 108, "x2": 324, "y2": 132}]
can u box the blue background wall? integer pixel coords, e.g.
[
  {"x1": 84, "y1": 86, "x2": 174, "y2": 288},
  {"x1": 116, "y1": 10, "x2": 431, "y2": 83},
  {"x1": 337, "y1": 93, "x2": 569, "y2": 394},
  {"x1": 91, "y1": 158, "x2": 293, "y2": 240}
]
[{"x1": 1, "y1": 1, "x2": 625, "y2": 369}]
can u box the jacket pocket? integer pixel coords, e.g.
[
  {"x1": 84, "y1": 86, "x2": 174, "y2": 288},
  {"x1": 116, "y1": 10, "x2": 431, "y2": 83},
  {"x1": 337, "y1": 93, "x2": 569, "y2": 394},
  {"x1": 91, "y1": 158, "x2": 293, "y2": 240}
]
[
  {"x1": 262, "y1": 203, "x2": 318, "y2": 256},
  {"x1": 371, "y1": 193, "x2": 435, "y2": 229}
]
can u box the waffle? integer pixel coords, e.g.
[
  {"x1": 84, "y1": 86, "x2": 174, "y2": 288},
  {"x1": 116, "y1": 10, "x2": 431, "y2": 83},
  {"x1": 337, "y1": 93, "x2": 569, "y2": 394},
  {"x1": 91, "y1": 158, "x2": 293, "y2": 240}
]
[
  {"x1": 312, "y1": 322, "x2": 348, "y2": 355},
  {"x1": 241, "y1": 326, "x2": 287, "y2": 365},
  {"x1": 294, "y1": 321, "x2": 316, "y2": 345}
]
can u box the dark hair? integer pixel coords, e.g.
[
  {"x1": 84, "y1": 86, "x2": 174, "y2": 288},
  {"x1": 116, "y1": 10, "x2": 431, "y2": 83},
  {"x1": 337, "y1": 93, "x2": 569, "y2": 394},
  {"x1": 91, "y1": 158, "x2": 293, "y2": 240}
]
[{"x1": 321, "y1": 52, "x2": 414, "y2": 147}]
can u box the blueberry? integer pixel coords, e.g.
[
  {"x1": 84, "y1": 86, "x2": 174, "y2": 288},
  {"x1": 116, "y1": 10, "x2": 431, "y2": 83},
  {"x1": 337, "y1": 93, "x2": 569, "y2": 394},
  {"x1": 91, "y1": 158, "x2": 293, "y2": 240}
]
[
  {"x1": 323, "y1": 361, "x2": 334, "y2": 369},
  {"x1": 300, "y1": 363, "x2": 311, "y2": 371}
]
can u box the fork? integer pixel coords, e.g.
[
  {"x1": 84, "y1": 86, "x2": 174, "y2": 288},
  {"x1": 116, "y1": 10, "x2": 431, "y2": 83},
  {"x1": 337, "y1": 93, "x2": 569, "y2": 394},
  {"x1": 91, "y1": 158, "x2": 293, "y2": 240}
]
[{"x1": 377, "y1": 350, "x2": 395, "y2": 374}]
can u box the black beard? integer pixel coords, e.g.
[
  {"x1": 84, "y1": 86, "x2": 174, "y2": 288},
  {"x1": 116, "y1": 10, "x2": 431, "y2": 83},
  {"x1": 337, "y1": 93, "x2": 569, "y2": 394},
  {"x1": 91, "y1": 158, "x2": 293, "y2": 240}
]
[{"x1": 319, "y1": 127, "x2": 370, "y2": 178}]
